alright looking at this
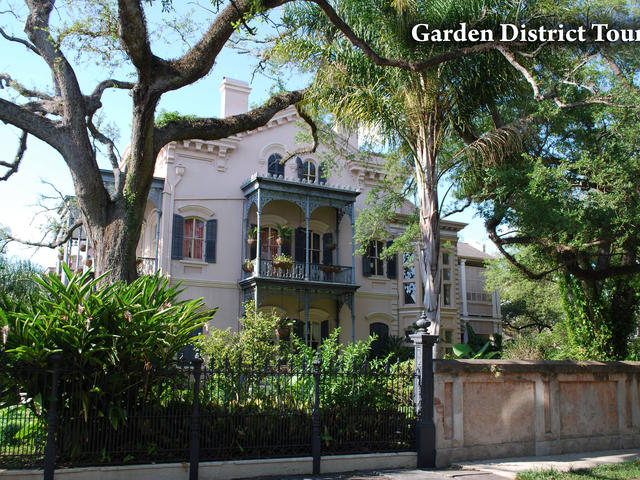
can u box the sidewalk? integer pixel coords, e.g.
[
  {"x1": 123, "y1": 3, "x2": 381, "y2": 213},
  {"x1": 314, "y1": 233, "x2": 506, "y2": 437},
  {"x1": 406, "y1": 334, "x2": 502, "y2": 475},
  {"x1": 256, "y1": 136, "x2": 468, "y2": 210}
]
[{"x1": 250, "y1": 449, "x2": 640, "y2": 480}]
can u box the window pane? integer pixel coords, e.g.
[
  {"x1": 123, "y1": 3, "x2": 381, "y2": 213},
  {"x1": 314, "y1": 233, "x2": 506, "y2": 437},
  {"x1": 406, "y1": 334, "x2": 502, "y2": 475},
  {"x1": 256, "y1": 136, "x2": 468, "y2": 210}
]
[
  {"x1": 184, "y1": 218, "x2": 194, "y2": 238},
  {"x1": 443, "y1": 268, "x2": 451, "y2": 281},
  {"x1": 193, "y1": 238, "x2": 203, "y2": 259},
  {"x1": 195, "y1": 220, "x2": 204, "y2": 239},
  {"x1": 404, "y1": 282, "x2": 416, "y2": 304},
  {"x1": 443, "y1": 284, "x2": 451, "y2": 305},
  {"x1": 443, "y1": 253, "x2": 450, "y2": 265}
]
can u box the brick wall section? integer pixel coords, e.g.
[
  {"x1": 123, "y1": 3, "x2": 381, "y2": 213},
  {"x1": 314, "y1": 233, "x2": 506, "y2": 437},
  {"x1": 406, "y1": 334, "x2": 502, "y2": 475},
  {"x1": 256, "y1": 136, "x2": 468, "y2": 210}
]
[{"x1": 433, "y1": 360, "x2": 640, "y2": 467}]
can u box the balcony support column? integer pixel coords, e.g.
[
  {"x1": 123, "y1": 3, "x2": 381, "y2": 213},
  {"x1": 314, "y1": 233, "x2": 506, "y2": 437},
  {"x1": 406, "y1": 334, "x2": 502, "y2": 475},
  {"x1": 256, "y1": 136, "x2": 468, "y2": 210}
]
[
  {"x1": 349, "y1": 293, "x2": 355, "y2": 342},
  {"x1": 256, "y1": 190, "x2": 262, "y2": 277},
  {"x1": 304, "y1": 289, "x2": 310, "y2": 346},
  {"x1": 305, "y1": 197, "x2": 310, "y2": 281}
]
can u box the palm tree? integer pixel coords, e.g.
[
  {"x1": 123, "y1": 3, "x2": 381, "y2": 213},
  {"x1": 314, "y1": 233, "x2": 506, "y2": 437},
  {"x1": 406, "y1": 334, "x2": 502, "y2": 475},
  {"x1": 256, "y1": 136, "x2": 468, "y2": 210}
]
[{"x1": 275, "y1": 0, "x2": 525, "y2": 332}]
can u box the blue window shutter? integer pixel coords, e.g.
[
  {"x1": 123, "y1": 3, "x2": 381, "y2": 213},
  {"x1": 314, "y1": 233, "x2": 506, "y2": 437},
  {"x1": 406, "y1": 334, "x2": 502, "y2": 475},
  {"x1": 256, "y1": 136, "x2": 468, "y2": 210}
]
[
  {"x1": 322, "y1": 233, "x2": 333, "y2": 265},
  {"x1": 386, "y1": 240, "x2": 397, "y2": 279},
  {"x1": 294, "y1": 227, "x2": 305, "y2": 263},
  {"x1": 171, "y1": 214, "x2": 184, "y2": 260},
  {"x1": 281, "y1": 231, "x2": 292, "y2": 256},
  {"x1": 205, "y1": 219, "x2": 217, "y2": 263},
  {"x1": 296, "y1": 157, "x2": 304, "y2": 180},
  {"x1": 318, "y1": 164, "x2": 327, "y2": 185},
  {"x1": 362, "y1": 246, "x2": 371, "y2": 277},
  {"x1": 321, "y1": 320, "x2": 329, "y2": 341}
]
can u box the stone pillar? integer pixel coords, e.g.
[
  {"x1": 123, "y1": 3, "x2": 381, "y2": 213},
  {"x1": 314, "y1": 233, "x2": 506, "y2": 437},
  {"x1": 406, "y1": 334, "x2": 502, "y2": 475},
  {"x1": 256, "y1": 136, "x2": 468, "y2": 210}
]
[
  {"x1": 411, "y1": 312, "x2": 439, "y2": 468},
  {"x1": 459, "y1": 259, "x2": 468, "y2": 316}
]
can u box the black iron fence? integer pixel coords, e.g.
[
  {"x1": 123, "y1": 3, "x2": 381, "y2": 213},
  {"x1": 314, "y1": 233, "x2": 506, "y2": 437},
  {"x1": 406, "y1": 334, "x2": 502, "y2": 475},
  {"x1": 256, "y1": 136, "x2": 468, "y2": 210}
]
[{"x1": 1, "y1": 354, "x2": 416, "y2": 475}]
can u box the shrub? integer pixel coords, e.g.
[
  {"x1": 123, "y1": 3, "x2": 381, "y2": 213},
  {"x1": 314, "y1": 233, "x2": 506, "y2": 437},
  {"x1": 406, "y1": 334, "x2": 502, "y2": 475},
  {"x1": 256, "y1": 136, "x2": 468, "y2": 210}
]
[{"x1": 0, "y1": 265, "x2": 214, "y2": 426}]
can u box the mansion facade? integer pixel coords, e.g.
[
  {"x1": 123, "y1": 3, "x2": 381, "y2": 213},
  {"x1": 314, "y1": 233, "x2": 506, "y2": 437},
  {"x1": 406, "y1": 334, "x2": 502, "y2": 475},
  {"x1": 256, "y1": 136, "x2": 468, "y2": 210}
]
[{"x1": 67, "y1": 78, "x2": 502, "y2": 356}]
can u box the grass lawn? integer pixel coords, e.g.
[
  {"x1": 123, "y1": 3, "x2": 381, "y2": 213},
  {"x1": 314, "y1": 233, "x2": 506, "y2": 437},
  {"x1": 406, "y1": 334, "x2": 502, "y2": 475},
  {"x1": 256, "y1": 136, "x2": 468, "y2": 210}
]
[{"x1": 516, "y1": 460, "x2": 640, "y2": 480}]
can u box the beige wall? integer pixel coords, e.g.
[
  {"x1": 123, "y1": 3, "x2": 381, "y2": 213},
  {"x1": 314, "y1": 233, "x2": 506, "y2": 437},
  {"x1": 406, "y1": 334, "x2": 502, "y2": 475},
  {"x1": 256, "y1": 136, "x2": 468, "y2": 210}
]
[{"x1": 434, "y1": 360, "x2": 640, "y2": 467}]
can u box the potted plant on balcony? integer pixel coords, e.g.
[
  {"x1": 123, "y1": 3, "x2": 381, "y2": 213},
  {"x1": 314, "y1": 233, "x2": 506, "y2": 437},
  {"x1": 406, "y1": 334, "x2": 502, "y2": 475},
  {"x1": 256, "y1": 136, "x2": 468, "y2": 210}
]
[
  {"x1": 275, "y1": 224, "x2": 292, "y2": 246},
  {"x1": 321, "y1": 265, "x2": 341, "y2": 274},
  {"x1": 246, "y1": 226, "x2": 258, "y2": 246},
  {"x1": 242, "y1": 258, "x2": 254, "y2": 273},
  {"x1": 274, "y1": 316, "x2": 294, "y2": 340},
  {"x1": 79, "y1": 240, "x2": 87, "y2": 252},
  {"x1": 272, "y1": 253, "x2": 294, "y2": 269},
  {"x1": 57, "y1": 248, "x2": 64, "y2": 260}
]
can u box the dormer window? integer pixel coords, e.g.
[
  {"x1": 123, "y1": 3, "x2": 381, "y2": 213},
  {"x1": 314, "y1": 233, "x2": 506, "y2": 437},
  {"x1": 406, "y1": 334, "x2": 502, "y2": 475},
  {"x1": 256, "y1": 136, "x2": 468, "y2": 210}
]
[{"x1": 267, "y1": 153, "x2": 284, "y2": 177}]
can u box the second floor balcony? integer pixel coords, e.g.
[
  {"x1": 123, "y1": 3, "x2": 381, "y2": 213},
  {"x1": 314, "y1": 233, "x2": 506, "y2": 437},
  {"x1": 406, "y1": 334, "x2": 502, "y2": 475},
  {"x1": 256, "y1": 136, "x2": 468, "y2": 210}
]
[{"x1": 243, "y1": 259, "x2": 354, "y2": 285}]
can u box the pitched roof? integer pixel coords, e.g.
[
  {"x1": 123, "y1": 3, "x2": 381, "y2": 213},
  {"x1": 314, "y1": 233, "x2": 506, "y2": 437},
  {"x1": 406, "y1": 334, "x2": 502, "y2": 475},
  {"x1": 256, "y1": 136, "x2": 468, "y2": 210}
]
[{"x1": 457, "y1": 241, "x2": 493, "y2": 260}]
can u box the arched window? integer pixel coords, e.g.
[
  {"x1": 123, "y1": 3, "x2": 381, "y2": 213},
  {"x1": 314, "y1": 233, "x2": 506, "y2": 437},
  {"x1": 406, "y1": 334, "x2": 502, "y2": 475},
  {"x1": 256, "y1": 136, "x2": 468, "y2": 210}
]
[
  {"x1": 303, "y1": 160, "x2": 316, "y2": 183},
  {"x1": 184, "y1": 217, "x2": 205, "y2": 260},
  {"x1": 267, "y1": 153, "x2": 284, "y2": 177}
]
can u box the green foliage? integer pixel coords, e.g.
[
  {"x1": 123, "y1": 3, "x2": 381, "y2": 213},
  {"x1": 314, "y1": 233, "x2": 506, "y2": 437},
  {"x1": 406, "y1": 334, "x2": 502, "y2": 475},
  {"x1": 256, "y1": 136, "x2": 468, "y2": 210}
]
[
  {"x1": 0, "y1": 256, "x2": 42, "y2": 301},
  {"x1": 452, "y1": 324, "x2": 500, "y2": 359},
  {"x1": 485, "y1": 254, "x2": 564, "y2": 336},
  {"x1": 0, "y1": 265, "x2": 213, "y2": 425},
  {"x1": 516, "y1": 459, "x2": 640, "y2": 480},
  {"x1": 197, "y1": 300, "x2": 290, "y2": 368},
  {"x1": 154, "y1": 110, "x2": 201, "y2": 128}
]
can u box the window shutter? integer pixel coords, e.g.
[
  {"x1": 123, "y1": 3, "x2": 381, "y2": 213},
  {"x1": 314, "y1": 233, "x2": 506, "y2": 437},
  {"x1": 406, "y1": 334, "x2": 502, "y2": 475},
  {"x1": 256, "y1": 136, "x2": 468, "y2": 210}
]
[
  {"x1": 321, "y1": 320, "x2": 329, "y2": 341},
  {"x1": 362, "y1": 247, "x2": 371, "y2": 277},
  {"x1": 296, "y1": 157, "x2": 304, "y2": 180},
  {"x1": 386, "y1": 240, "x2": 397, "y2": 279},
  {"x1": 171, "y1": 214, "x2": 184, "y2": 260},
  {"x1": 249, "y1": 223, "x2": 257, "y2": 259},
  {"x1": 205, "y1": 219, "x2": 217, "y2": 263},
  {"x1": 318, "y1": 164, "x2": 327, "y2": 185},
  {"x1": 294, "y1": 320, "x2": 304, "y2": 340},
  {"x1": 294, "y1": 227, "x2": 306, "y2": 263},
  {"x1": 322, "y1": 233, "x2": 333, "y2": 265},
  {"x1": 281, "y1": 231, "x2": 292, "y2": 256}
]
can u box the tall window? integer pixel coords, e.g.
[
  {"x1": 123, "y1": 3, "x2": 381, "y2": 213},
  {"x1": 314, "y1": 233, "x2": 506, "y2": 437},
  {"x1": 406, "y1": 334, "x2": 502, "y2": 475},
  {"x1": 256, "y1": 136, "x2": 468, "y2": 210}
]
[
  {"x1": 442, "y1": 252, "x2": 453, "y2": 306},
  {"x1": 184, "y1": 218, "x2": 205, "y2": 259},
  {"x1": 303, "y1": 160, "x2": 316, "y2": 183},
  {"x1": 267, "y1": 153, "x2": 284, "y2": 177},
  {"x1": 260, "y1": 227, "x2": 279, "y2": 260},
  {"x1": 367, "y1": 241, "x2": 384, "y2": 276},
  {"x1": 308, "y1": 231, "x2": 320, "y2": 264},
  {"x1": 402, "y1": 253, "x2": 416, "y2": 304}
]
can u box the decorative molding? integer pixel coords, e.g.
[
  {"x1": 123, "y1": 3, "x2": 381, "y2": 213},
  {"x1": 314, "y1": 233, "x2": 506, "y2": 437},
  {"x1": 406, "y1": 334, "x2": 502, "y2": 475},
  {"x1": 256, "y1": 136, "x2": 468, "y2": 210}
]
[
  {"x1": 297, "y1": 307, "x2": 330, "y2": 322},
  {"x1": 179, "y1": 279, "x2": 240, "y2": 290},
  {"x1": 364, "y1": 312, "x2": 395, "y2": 323},
  {"x1": 177, "y1": 205, "x2": 215, "y2": 217},
  {"x1": 308, "y1": 219, "x2": 330, "y2": 234},
  {"x1": 260, "y1": 214, "x2": 288, "y2": 227}
]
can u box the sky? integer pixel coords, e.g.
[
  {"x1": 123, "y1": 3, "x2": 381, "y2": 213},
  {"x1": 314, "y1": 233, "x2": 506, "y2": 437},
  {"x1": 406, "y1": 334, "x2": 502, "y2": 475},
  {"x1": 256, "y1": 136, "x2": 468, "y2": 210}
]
[{"x1": 0, "y1": 2, "x2": 492, "y2": 269}]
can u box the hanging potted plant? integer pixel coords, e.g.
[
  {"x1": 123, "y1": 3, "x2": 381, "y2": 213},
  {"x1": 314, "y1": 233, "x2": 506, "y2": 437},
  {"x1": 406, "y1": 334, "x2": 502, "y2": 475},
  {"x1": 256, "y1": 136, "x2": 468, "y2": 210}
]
[
  {"x1": 242, "y1": 258, "x2": 254, "y2": 273},
  {"x1": 246, "y1": 226, "x2": 258, "y2": 246},
  {"x1": 275, "y1": 224, "x2": 292, "y2": 246},
  {"x1": 57, "y1": 248, "x2": 64, "y2": 260},
  {"x1": 79, "y1": 240, "x2": 87, "y2": 252},
  {"x1": 84, "y1": 257, "x2": 92, "y2": 267},
  {"x1": 326, "y1": 241, "x2": 337, "y2": 250},
  {"x1": 275, "y1": 316, "x2": 294, "y2": 340},
  {"x1": 272, "y1": 253, "x2": 294, "y2": 269}
]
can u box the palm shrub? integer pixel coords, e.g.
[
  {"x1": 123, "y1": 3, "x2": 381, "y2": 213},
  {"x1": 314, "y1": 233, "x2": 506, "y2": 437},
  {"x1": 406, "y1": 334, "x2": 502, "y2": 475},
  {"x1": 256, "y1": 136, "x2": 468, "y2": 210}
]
[{"x1": 0, "y1": 264, "x2": 213, "y2": 427}]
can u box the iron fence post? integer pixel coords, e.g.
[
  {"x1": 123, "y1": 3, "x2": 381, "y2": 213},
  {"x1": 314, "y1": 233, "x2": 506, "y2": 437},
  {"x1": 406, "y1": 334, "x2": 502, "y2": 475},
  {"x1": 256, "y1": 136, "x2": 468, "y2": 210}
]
[
  {"x1": 410, "y1": 312, "x2": 439, "y2": 469},
  {"x1": 312, "y1": 354, "x2": 321, "y2": 474},
  {"x1": 190, "y1": 355, "x2": 203, "y2": 480},
  {"x1": 44, "y1": 353, "x2": 62, "y2": 480}
]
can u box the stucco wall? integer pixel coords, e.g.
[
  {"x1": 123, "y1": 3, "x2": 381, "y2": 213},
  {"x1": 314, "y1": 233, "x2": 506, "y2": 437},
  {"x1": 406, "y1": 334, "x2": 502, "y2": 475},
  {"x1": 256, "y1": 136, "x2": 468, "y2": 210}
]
[{"x1": 434, "y1": 360, "x2": 640, "y2": 467}]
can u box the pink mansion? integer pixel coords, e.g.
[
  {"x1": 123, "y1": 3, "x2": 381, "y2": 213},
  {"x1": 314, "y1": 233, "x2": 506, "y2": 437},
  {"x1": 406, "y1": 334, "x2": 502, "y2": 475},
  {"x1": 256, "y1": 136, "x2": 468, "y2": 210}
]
[{"x1": 73, "y1": 78, "x2": 502, "y2": 356}]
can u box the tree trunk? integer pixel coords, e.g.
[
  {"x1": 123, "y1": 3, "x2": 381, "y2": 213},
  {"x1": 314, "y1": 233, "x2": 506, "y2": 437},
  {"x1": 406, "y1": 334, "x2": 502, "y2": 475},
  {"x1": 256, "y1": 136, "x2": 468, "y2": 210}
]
[{"x1": 414, "y1": 110, "x2": 442, "y2": 335}]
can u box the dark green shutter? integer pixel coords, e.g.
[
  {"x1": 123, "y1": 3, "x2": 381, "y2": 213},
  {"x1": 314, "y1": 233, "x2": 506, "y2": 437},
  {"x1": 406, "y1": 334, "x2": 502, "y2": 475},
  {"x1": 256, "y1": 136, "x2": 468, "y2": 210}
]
[
  {"x1": 318, "y1": 164, "x2": 327, "y2": 185},
  {"x1": 322, "y1": 233, "x2": 333, "y2": 265},
  {"x1": 362, "y1": 244, "x2": 371, "y2": 277},
  {"x1": 296, "y1": 157, "x2": 304, "y2": 180},
  {"x1": 386, "y1": 240, "x2": 397, "y2": 279},
  {"x1": 294, "y1": 227, "x2": 306, "y2": 262},
  {"x1": 321, "y1": 320, "x2": 329, "y2": 341},
  {"x1": 171, "y1": 214, "x2": 184, "y2": 259},
  {"x1": 205, "y1": 219, "x2": 217, "y2": 263}
]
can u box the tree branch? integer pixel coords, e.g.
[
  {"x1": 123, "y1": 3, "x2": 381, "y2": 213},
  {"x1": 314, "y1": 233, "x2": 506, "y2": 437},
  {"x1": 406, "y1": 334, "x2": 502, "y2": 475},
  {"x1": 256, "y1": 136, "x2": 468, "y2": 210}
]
[
  {"x1": 3, "y1": 220, "x2": 82, "y2": 249},
  {"x1": 0, "y1": 98, "x2": 66, "y2": 152},
  {"x1": 116, "y1": 0, "x2": 153, "y2": 73},
  {"x1": 280, "y1": 103, "x2": 319, "y2": 164},
  {"x1": 85, "y1": 79, "x2": 135, "y2": 116},
  {"x1": 0, "y1": 130, "x2": 27, "y2": 181},
  {"x1": 0, "y1": 25, "x2": 39, "y2": 55},
  {"x1": 153, "y1": 88, "x2": 306, "y2": 154},
  {"x1": 311, "y1": 0, "x2": 520, "y2": 72},
  {"x1": 87, "y1": 119, "x2": 123, "y2": 195}
]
